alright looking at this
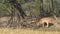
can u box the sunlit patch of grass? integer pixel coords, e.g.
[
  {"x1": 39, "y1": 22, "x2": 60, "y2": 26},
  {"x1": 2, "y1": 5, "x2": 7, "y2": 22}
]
[{"x1": 0, "y1": 28, "x2": 60, "y2": 34}]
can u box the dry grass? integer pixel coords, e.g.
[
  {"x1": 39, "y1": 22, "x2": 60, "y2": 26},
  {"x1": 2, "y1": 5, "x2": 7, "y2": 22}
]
[{"x1": 0, "y1": 28, "x2": 60, "y2": 34}]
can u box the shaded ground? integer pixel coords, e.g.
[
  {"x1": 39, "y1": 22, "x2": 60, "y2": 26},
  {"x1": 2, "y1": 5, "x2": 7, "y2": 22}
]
[{"x1": 0, "y1": 16, "x2": 37, "y2": 28}]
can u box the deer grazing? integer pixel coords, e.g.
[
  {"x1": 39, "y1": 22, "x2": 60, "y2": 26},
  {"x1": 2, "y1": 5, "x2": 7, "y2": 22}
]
[{"x1": 36, "y1": 15, "x2": 58, "y2": 27}]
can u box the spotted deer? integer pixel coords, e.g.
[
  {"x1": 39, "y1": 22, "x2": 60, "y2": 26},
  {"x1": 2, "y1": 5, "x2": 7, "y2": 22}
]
[{"x1": 36, "y1": 15, "x2": 58, "y2": 27}]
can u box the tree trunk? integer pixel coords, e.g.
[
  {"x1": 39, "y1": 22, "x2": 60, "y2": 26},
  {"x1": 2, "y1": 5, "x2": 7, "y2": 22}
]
[
  {"x1": 39, "y1": 0, "x2": 44, "y2": 18},
  {"x1": 9, "y1": 0, "x2": 26, "y2": 19},
  {"x1": 7, "y1": 0, "x2": 26, "y2": 27}
]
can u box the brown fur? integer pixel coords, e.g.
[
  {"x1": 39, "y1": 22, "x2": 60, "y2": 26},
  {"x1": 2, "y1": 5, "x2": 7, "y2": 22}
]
[{"x1": 36, "y1": 17, "x2": 58, "y2": 27}]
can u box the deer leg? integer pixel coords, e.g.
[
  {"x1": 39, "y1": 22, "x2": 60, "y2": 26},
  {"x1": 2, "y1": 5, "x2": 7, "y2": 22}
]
[
  {"x1": 47, "y1": 22, "x2": 48, "y2": 27},
  {"x1": 42, "y1": 23, "x2": 44, "y2": 27}
]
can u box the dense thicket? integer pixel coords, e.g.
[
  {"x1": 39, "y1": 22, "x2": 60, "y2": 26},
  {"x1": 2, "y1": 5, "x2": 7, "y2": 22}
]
[{"x1": 0, "y1": 0, "x2": 60, "y2": 17}]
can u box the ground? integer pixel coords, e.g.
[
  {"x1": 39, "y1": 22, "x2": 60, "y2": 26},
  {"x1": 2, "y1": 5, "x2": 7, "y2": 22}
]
[{"x1": 0, "y1": 28, "x2": 60, "y2": 34}]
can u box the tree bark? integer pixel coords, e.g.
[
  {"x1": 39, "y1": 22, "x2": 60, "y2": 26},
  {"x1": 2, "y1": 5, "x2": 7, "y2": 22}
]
[
  {"x1": 39, "y1": 0, "x2": 44, "y2": 18},
  {"x1": 7, "y1": 0, "x2": 26, "y2": 27},
  {"x1": 9, "y1": 0, "x2": 26, "y2": 19}
]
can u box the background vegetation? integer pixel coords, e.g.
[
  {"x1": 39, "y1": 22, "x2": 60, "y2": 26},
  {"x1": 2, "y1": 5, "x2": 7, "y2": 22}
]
[{"x1": 0, "y1": 0, "x2": 60, "y2": 17}]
